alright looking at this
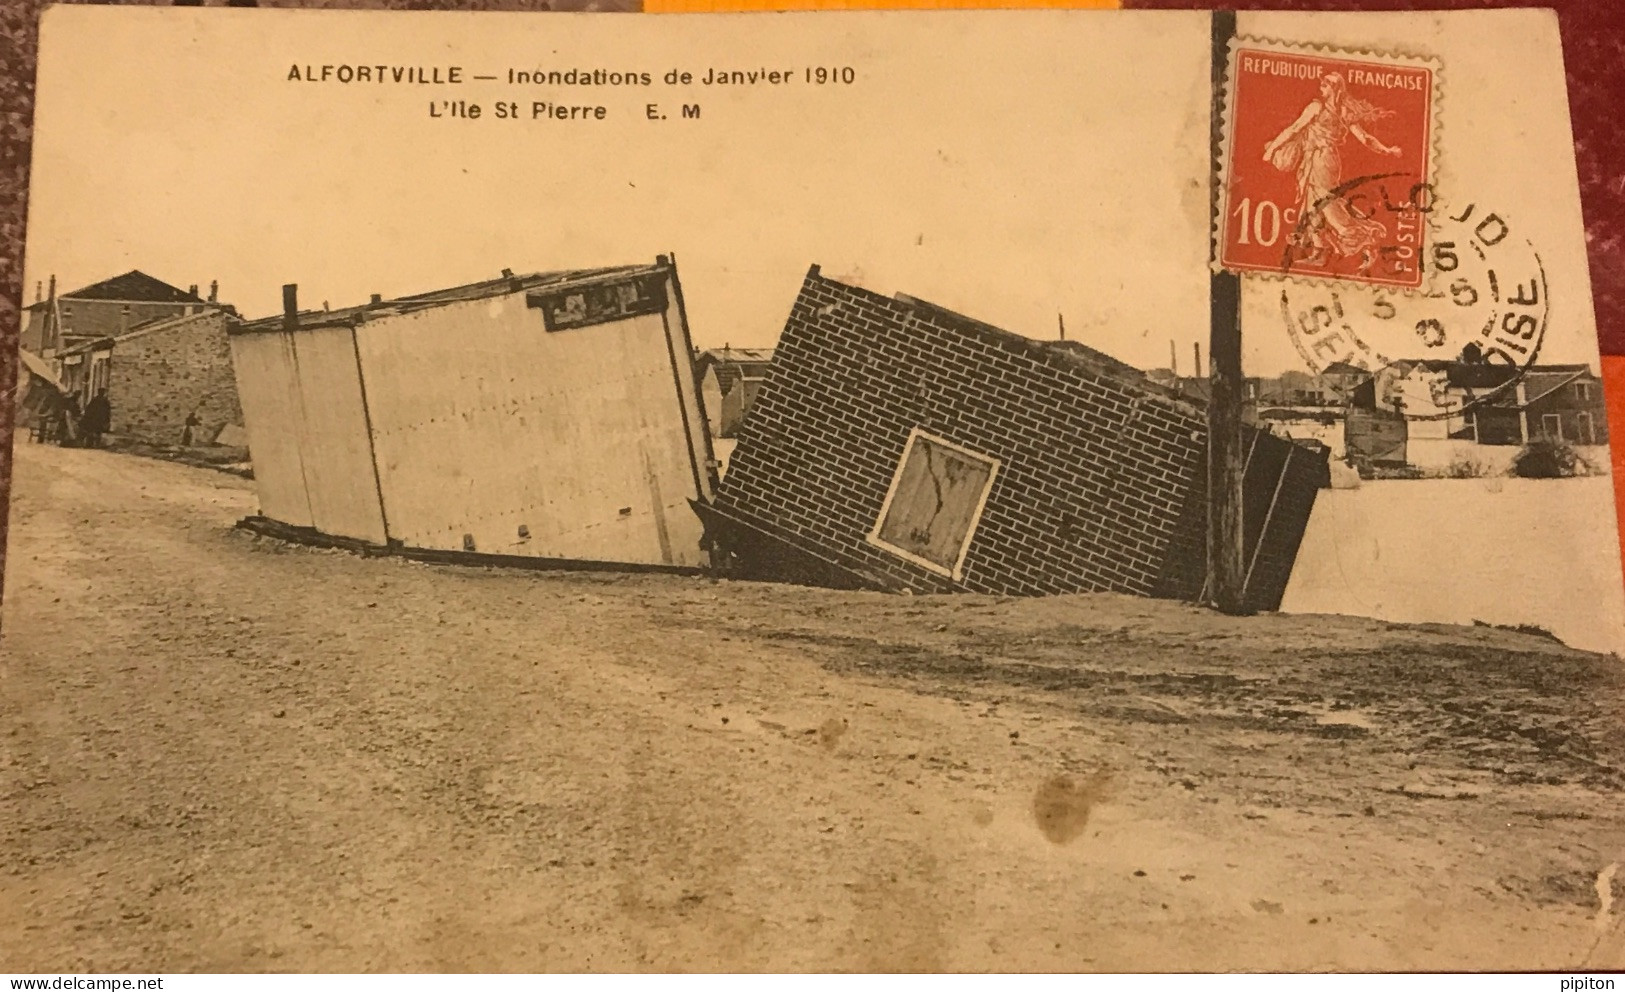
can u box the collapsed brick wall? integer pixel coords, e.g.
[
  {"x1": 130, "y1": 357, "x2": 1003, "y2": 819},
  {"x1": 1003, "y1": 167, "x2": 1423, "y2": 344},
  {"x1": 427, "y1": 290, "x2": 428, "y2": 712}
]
[
  {"x1": 716, "y1": 269, "x2": 1213, "y2": 597},
  {"x1": 109, "y1": 311, "x2": 244, "y2": 446},
  {"x1": 714, "y1": 267, "x2": 1322, "y2": 608}
]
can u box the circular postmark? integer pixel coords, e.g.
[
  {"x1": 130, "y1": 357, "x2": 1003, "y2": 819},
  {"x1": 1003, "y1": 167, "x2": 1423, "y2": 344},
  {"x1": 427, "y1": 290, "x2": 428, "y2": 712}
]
[
  {"x1": 1280, "y1": 192, "x2": 1548, "y2": 422},
  {"x1": 1278, "y1": 170, "x2": 1434, "y2": 285}
]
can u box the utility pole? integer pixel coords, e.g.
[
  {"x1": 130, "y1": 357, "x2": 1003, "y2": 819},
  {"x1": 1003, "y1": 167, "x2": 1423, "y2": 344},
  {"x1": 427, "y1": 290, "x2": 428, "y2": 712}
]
[
  {"x1": 1057, "y1": 312, "x2": 1066, "y2": 341},
  {"x1": 1208, "y1": 9, "x2": 1250, "y2": 616}
]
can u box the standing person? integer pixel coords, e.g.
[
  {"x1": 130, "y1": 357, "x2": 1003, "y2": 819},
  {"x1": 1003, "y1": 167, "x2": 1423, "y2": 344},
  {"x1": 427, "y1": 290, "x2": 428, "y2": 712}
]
[
  {"x1": 37, "y1": 388, "x2": 66, "y2": 444},
  {"x1": 81, "y1": 389, "x2": 111, "y2": 449},
  {"x1": 182, "y1": 409, "x2": 201, "y2": 447}
]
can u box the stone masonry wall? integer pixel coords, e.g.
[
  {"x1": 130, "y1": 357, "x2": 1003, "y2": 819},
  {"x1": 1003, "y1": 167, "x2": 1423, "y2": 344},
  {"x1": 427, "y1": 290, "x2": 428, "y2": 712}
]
[
  {"x1": 110, "y1": 310, "x2": 243, "y2": 446},
  {"x1": 715, "y1": 268, "x2": 1214, "y2": 597}
]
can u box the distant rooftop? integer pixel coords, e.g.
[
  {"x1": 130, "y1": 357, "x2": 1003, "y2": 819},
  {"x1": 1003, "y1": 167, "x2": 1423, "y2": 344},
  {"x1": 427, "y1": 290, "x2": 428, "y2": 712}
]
[
  {"x1": 46, "y1": 270, "x2": 206, "y2": 306},
  {"x1": 234, "y1": 262, "x2": 669, "y2": 335}
]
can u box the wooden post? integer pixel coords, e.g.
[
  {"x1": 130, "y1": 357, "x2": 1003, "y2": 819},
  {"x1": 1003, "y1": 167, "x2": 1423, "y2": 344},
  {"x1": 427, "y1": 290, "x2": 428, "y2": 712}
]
[{"x1": 1208, "y1": 9, "x2": 1251, "y2": 616}]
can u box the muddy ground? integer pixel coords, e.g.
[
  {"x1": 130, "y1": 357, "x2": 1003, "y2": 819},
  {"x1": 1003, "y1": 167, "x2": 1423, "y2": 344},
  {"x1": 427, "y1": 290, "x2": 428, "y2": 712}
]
[{"x1": 4, "y1": 440, "x2": 1625, "y2": 972}]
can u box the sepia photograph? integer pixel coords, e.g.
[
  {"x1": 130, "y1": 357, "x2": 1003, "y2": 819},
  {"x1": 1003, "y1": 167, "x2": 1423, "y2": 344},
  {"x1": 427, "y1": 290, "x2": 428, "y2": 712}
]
[{"x1": 3, "y1": 3, "x2": 1625, "y2": 975}]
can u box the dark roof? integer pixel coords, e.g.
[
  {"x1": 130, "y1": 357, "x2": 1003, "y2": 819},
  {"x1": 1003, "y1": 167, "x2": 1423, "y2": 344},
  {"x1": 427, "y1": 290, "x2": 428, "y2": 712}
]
[
  {"x1": 1445, "y1": 362, "x2": 1594, "y2": 390},
  {"x1": 234, "y1": 262, "x2": 667, "y2": 335},
  {"x1": 1445, "y1": 363, "x2": 1520, "y2": 389},
  {"x1": 54, "y1": 270, "x2": 204, "y2": 305},
  {"x1": 1522, "y1": 364, "x2": 1596, "y2": 378},
  {"x1": 1320, "y1": 361, "x2": 1372, "y2": 377},
  {"x1": 696, "y1": 347, "x2": 775, "y2": 393}
]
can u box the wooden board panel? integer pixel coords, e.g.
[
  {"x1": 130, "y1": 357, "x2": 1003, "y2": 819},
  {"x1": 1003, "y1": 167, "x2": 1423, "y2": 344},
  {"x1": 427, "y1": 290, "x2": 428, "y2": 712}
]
[
  {"x1": 354, "y1": 288, "x2": 707, "y2": 566},
  {"x1": 287, "y1": 327, "x2": 389, "y2": 546},
  {"x1": 228, "y1": 331, "x2": 313, "y2": 529}
]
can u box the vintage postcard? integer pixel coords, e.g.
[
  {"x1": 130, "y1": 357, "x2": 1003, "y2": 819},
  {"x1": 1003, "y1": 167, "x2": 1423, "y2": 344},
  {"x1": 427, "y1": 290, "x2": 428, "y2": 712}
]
[{"x1": 5, "y1": 5, "x2": 1624, "y2": 974}]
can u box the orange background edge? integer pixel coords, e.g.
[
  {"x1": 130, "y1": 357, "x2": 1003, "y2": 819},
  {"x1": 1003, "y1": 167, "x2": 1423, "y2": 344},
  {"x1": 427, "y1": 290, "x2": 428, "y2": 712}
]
[{"x1": 647, "y1": 0, "x2": 1119, "y2": 11}]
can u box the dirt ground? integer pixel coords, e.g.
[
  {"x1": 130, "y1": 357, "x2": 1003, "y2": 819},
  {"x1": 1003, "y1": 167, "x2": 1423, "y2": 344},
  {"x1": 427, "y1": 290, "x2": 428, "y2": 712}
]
[{"x1": 4, "y1": 439, "x2": 1625, "y2": 973}]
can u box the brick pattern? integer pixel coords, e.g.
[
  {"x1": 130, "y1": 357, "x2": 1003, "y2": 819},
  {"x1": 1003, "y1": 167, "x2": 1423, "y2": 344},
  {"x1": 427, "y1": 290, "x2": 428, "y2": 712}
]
[
  {"x1": 108, "y1": 310, "x2": 243, "y2": 445},
  {"x1": 714, "y1": 268, "x2": 1322, "y2": 608}
]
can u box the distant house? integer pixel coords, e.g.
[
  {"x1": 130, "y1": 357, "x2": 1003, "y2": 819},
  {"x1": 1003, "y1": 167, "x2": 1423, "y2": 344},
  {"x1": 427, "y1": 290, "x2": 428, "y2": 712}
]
[
  {"x1": 1167, "y1": 366, "x2": 1369, "y2": 413},
  {"x1": 1150, "y1": 366, "x2": 1367, "y2": 461},
  {"x1": 1318, "y1": 361, "x2": 1373, "y2": 405},
  {"x1": 1345, "y1": 403, "x2": 1409, "y2": 468},
  {"x1": 22, "y1": 271, "x2": 217, "y2": 356},
  {"x1": 1259, "y1": 369, "x2": 1349, "y2": 407},
  {"x1": 229, "y1": 258, "x2": 713, "y2": 569},
  {"x1": 699, "y1": 266, "x2": 1325, "y2": 611},
  {"x1": 1347, "y1": 361, "x2": 1465, "y2": 469},
  {"x1": 1344, "y1": 361, "x2": 1608, "y2": 472},
  {"x1": 1481, "y1": 365, "x2": 1608, "y2": 446},
  {"x1": 694, "y1": 347, "x2": 773, "y2": 438}
]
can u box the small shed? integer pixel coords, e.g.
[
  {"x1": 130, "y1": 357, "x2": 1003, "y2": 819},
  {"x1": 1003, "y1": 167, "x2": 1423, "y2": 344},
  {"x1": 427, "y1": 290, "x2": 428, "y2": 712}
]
[{"x1": 228, "y1": 258, "x2": 714, "y2": 569}]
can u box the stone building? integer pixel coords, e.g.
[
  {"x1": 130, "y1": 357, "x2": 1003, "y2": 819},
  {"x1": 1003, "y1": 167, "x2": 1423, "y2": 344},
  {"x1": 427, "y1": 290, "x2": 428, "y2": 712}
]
[
  {"x1": 19, "y1": 270, "x2": 243, "y2": 447},
  {"x1": 22, "y1": 270, "x2": 217, "y2": 356},
  {"x1": 697, "y1": 266, "x2": 1326, "y2": 611}
]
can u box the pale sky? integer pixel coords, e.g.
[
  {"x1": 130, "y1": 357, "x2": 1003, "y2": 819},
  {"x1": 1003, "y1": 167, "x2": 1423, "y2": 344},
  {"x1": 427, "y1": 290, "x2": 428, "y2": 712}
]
[{"x1": 23, "y1": 6, "x2": 1600, "y2": 376}]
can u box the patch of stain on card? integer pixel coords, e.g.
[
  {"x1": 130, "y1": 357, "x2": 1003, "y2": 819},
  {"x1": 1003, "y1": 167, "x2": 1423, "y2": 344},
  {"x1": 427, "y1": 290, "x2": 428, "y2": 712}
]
[
  {"x1": 1031, "y1": 771, "x2": 1113, "y2": 845},
  {"x1": 817, "y1": 716, "x2": 848, "y2": 750}
]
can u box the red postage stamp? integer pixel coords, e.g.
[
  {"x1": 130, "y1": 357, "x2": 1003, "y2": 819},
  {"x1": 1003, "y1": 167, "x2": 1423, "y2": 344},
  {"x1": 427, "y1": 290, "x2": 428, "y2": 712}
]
[{"x1": 1220, "y1": 39, "x2": 1438, "y2": 288}]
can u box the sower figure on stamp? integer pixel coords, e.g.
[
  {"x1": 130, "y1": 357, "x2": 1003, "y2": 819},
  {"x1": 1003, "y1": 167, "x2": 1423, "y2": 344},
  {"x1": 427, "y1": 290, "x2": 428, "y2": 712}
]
[{"x1": 1263, "y1": 72, "x2": 1403, "y2": 270}]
